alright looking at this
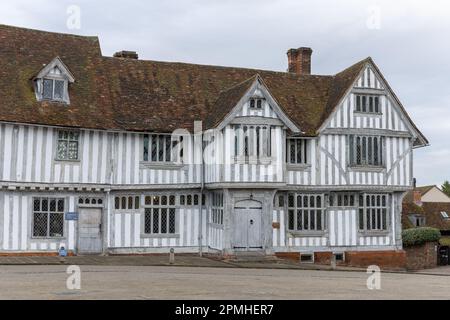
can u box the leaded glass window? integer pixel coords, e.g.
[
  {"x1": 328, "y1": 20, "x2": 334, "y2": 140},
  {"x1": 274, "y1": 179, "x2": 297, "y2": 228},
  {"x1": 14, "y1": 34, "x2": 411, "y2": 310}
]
[
  {"x1": 56, "y1": 130, "x2": 79, "y2": 160},
  {"x1": 33, "y1": 197, "x2": 64, "y2": 238}
]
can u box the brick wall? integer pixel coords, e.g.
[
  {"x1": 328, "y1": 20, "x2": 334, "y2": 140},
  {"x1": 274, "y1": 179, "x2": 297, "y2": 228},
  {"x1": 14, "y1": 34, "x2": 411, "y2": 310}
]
[
  {"x1": 344, "y1": 251, "x2": 406, "y2": 270},
  {"x1": 404, "y1": 242, "x2": 438, "y2": 270},
  {"x1": 275, "y1": 252, "x2": 300, "y2": 261},
  {"x1": 276, "y1": 250, "x2": 407, "y2": 270}
]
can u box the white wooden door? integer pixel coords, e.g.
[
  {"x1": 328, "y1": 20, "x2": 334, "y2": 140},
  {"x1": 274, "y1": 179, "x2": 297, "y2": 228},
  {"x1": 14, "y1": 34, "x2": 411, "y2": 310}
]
[
  {"x1": 78, "y1": 208, "x2": 103, "y2": 254},
  {"x1": 233, "y1": 200, "x2": 263, "y2": 250}
]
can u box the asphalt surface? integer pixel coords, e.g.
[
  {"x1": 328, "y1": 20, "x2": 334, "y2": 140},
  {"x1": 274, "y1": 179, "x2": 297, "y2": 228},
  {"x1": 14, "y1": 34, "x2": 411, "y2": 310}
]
[{"x1": 0, "y1": 265, "x2": 449, "y2": 299}]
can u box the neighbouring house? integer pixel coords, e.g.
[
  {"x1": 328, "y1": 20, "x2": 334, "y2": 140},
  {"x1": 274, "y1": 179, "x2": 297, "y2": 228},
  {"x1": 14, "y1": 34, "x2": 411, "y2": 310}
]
[
  {"x1": 0, "y1": 24, "x2": 429, "y2": 267},
  {"x1": 402, "y1": 186, "x2": 450, "y2": 232},
  {"x1": 402, "y1": 186, "x2": 450, "y2": 265}
]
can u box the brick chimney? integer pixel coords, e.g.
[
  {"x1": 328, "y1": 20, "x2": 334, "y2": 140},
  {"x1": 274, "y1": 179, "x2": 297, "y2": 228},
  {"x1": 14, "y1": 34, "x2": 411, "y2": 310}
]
[
  {"x1": 413, "y1": 190, "x2": 422, "y2": 207},
  {"x1": 113, "y1": 51, "x2": 139, "y2": 59},
  {"x1": 287, "y1": 47, "x2": 313, "y2": 75}
]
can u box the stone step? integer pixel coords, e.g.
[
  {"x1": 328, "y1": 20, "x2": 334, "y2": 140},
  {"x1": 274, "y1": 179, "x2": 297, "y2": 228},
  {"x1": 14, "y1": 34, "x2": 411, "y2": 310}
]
[{"x1": 226, "y1": 251, "x2": 280, "y2": 262}]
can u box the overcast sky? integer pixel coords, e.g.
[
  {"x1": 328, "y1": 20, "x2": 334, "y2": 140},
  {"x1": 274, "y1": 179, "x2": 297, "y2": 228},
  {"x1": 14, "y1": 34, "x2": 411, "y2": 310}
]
[{"x1": 1, "y1": 0, "x2": 449, "y2": 187}]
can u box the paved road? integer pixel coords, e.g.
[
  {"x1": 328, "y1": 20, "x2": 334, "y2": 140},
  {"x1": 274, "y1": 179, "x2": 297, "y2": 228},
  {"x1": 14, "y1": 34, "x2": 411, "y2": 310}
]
[{"x1": 0, "y1": 265, "x2": 449, "y2": 299}]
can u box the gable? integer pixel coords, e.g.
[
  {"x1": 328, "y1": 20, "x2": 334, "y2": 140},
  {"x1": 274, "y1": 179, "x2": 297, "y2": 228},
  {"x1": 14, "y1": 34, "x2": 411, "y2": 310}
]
[
  {"x1": 422, "y1": 187, "x2": 450, "y2": 203},
  {"x1": 213, "y1": 75, "x2": 300, "y2": 133},
  {"x1": 354, "y1": 65, "x2": 384, "y2": 90},
  {"x1": 35, "y1": 57, "x2": 75, "y2": 82},
  {"x1": 321, "y1": 60, "x2": 428, "y2": 147}
]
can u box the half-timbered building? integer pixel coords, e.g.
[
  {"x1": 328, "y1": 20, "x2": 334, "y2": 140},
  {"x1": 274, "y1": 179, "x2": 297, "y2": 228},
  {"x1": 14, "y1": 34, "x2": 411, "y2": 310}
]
[{"x1": 0, "y1": 25, "x2": 428, "y2": 264}]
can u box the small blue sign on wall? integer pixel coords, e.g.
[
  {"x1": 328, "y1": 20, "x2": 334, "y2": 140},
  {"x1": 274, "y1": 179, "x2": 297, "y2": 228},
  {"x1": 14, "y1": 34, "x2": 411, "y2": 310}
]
[{"x1": 65, "y1": 212, "x2": 79, "y2": 221}]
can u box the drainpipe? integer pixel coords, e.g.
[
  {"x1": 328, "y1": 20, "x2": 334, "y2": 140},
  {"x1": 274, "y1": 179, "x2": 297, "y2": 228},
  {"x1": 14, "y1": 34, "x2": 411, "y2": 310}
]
[{"x1": 197, "y1": 122, "x2": 205, "y2": 257}]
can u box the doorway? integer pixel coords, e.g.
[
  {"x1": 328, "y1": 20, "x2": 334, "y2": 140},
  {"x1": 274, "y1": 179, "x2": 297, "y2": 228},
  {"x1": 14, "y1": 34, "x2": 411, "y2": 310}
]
[
  {"x1": 78, "y1": 207, "x2": 103, "y2": 254},
  {"x1": 233, "y1": 199, "x2": 263, "y2": 250}
]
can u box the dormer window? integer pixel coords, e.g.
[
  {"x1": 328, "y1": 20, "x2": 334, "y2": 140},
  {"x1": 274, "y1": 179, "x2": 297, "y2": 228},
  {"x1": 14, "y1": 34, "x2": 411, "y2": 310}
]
[
  {"x1": 249, "y1": 98, "x2": 263, "y2": 109},
  {"x1": 34, "y1": 57, "x2": 75, "y2": 104},
  {"x1": 43, "y1": 78, "x2": 65, "y2": 101}
]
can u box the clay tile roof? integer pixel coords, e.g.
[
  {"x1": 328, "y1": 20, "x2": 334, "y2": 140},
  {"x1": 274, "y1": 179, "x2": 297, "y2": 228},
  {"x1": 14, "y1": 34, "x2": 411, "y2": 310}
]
[
  {"x1": 403, "y1": 185, "x2": 436, "y2": 203},
  {"x1": 420, "y1": 203, "x2": 450, "y2": 231},
  {"x1": 0, "y1": 24, "x2": 370, "y2": 134},
  {"x1": 402, "y1": 186, "x2": 450, "y2": 231}
]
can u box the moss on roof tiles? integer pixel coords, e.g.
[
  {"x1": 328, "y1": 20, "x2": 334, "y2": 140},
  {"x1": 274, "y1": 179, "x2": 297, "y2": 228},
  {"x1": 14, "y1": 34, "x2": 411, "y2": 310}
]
[{"x1": 0, "y1": 24, "x2": 367, "y2": 133}]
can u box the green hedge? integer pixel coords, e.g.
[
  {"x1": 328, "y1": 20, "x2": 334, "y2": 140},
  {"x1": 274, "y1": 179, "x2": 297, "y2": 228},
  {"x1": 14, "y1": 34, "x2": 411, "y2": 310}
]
[{"x1": 402, "y1": 227, "x2": 441, "y2": 247}]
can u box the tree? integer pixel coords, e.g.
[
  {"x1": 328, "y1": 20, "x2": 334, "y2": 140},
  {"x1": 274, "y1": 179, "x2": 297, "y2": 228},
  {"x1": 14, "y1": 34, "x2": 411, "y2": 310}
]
[{"x1": 442, "y1": 181, "x2": 450, "y2": 197}]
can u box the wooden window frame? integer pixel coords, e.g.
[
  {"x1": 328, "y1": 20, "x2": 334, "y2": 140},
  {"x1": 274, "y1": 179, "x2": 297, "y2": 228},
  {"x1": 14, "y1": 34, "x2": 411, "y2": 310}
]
[
  {"x1": 114, "y1": 195, "x2": 141, "y2": 211},
  {"x1": 358, "y1": 193, "x2": 390, "y2": 234},
  {"x1": 286, "y1": 193, "x2": 326, "y2": 234},
  {"x1": 143, "y1": 194, "x2": 177, "y2": 236},
  {"x1": 55, "y1": 130, "x2": 80, "y2": 161},
  {"x1": 210, "y1": 192, "x2": 224, "y2": 226},
  {"x1": 249, "y1": 98, "x2": 264, "y2": 109},
  {"x1": 32, "y1": 197, "x2": 65, "y2": 239},
  {"x1": 355, "y1": 94, "x2": 382, "y2": 114},
  {"x1": 233, "y1": 125, "x2": 272, "y2": 164},
  {"x1": 143, "y1": 134, "x2": 184, "y2": 165},
  {"x1": 349, "y1": 135, "x2": 384, "y2": 168},
  {"x1": 286, "y1": 138, "x2": 309, "y2": 165}
]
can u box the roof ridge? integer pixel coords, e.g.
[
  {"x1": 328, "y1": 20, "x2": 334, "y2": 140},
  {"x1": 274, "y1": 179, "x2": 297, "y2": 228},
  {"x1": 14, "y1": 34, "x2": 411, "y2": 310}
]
[
  {"x1": 102, "y1": 55, "x2": 334, "y2": 79},
  {"x1": 0, "y1": 23, "x2": 98, "y2": 40},
  {"x1": 333, "y1": 56, "x2": 371, "y2": 77},
  {"x1": 217, "y1": 75, "x2": 258, "y2": 94}
]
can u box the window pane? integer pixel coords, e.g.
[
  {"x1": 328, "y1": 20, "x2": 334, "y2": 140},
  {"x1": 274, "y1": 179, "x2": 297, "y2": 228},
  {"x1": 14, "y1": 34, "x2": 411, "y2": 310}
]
[
  {"x1": 288, "y1": 210, "x2": 294, "y2": 230},
  {"x1": 151, "y1": 135, "x2": 158, "y2": 161},
  {"x1": 57, "y1": 141, "x2": 68, "y2": 160},
  {"x1": 290, "y1": 141, "x2": 296, "y2": 163},
  {"x1": 304, "y1": 211, "x2": 309, "y2": 230},
  {"x1": 144, "y1": 209, "x2": 152, "y2": 233},
  {"x1": 161, "y1": 208, "x2": 167, "y2": 233},
  {"x1": 316, "y1": 210, "x2": 322, "y2": 230},
  {"x1": 33, "y1": 212, "x2": 48, "y2": 237},
  {"x1": 143, "y1": 135, "x2": 149, "y2": 161},
  {"x1": 43, "y1": 79, "x2": 53, "y2": 99},
  {"x1": 296, "y1": 140, "x2": 302, "y2": 164},
  {"x1": 54, "y1": 80, "x2": 64, "y2": 100},
  {"x1": 152, "y1": 209, "x2": 159, "y2": 233},
  {"x1": 68, "y1": 141, "x2": 78, "y2": 160},
  {"x1": 158, "y1": 136, "x2": 165, "y2": 161},
  {"x1": 169, "y1": 209, "x2": 176, "y2": 233},
  {"x1": 165, "y1": 137, "x2": 171, "y2": 162},
  {"x1": 42, "y1": 199, "x2": 48, "y2": 212},
  {"x1": 49, "y1": 199, "x2": 56, "y2": 212},
  {"x1": 297, "y1": 210, "x2": 302, "y2": 230},
  {"x1": 278, "y1": 195, "x2": 284, "y2": 207},
  {"x1": 57, "y1": 199, "x2": 64, "y2": 212},
  {"x1": 135, "y1": 196, "x2": 140, "y2": 209},
  {"x1": 359, "y1": 209, "x2": 364, "y2": 230},
  {"x1": 49, "y1": 212, "x2": 64, "y2": 237}
]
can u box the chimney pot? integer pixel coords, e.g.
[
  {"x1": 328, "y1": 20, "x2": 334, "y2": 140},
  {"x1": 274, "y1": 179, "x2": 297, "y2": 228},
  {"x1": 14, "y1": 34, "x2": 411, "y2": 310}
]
[
  {"x1": 113, "y1": 50, "x2": 139, "y2": 59},
  {"x1": 287, "y1": 47, "x2": 313, "y2": 75}
]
